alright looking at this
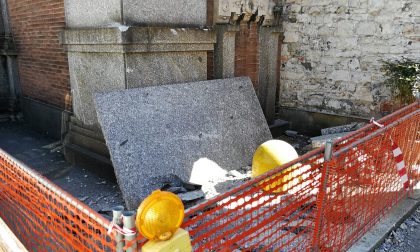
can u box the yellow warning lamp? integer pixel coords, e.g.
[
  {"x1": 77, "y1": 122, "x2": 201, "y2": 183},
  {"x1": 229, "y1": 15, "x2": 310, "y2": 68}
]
[
  {"x1": 252, "y1": 140, "x2": 299, "y2": 193},
  {"x1": 136, "y1": 190, "x2": 192, "y2": 252}
]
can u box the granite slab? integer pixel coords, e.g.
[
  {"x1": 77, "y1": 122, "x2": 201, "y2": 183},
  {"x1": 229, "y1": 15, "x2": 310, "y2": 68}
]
[
  {"x1": 321, "y1": 122, "x2": 365, "y2": 135},
  {"x1": 311, "y1": 132, "x2": 354, "y2": 148},
  {"x1": 94, "y1": 77, "x2": 272, "y2": 209}
]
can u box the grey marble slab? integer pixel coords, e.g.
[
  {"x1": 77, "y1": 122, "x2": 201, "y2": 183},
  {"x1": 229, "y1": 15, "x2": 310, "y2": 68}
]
[{"x1": 94, "y1": 77, "x2": 272, "y2": 209}]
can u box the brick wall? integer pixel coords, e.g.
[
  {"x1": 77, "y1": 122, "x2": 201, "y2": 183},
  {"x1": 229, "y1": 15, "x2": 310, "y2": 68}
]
[
  {"x1": 7, "y1": 0, "x2": 71, "y2": 110},
  {"x1": 235, "y1": 23, "x2": 260, "y2": 88}
]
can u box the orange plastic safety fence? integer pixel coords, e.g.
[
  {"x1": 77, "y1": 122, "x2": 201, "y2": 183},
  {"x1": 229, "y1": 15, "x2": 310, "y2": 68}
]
[
  {"x1": 182, "y1": 101, "x2": 419, "y2": 251},
  {"x1": 0, "y1": 101, "x2": 418, "y2": 252},
  {"x1": 0, "y1": 149, "x2": 115, "y2": 251},
  {"x1": 183, "y1": 149, "x2": 324, "y2": 251},
  {"x1": 316, "y1": 109, "x2": 420, "y2": 251},
  {"x1": 335, "y1": 102, "x2": 419, "y2": 149}
]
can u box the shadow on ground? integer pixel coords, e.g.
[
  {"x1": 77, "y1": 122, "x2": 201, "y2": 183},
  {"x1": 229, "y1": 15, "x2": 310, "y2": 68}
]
[{"x1": 0, "y1": 121, "x2": 124, "y2": 219}]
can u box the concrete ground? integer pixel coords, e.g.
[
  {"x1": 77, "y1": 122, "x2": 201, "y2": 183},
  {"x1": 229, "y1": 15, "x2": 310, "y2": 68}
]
[
  {"x1": 0, "y1": 121, "x2": 124, "y2": 219},
  {"x1": 0, "y1": 217, "x2": 28, "y2": 252},
  {"x1": 375, "y1": 205, "x2": 420, "y2": 252},
  {"x1": 349, "y1": 184, "x2": 420, "y2": 252},
  {"x1": 1, "y1": 121, "x2": 418, "y2": 251}
]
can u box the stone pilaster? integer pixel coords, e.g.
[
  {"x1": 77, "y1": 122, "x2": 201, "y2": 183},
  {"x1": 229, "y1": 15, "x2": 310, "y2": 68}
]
[
  {"x1": 258, "y1": 26, "x2": 281, "y2": 124},
  {"x1": 213, "y1": 24, "x2": 239, "y2": 79}
]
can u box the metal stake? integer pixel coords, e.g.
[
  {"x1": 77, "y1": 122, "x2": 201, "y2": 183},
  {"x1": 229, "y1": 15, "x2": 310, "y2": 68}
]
[
  {"x1": 123, "y1": 211, "x2": 137, "y2": 252},
  {"x1": 312, "y1": 139, "x2": 333, "y2": 251},
  {"x1": 112, "y1": 206, "x2": 125, "y2": 252}
]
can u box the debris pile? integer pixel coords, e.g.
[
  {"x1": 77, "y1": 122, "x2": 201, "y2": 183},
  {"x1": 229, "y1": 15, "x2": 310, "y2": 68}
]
[
  {"x1": 277, "y1": 131, "x2": 312, "y2": 155},
  {"x1": 158, "y1": 167, "x2": 252, "y2": 208}
]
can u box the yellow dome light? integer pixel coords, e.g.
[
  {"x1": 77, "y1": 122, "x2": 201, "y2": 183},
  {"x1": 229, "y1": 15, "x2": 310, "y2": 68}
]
[
  {"x1": 252, "y1": 140, "x2": 299, "y2": 193},
  {"x1": 136, "y1": 190, "x2": 185, "y2": 241}
]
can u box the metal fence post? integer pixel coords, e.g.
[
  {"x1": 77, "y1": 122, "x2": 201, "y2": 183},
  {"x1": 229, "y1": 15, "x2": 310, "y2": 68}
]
[
  {"x1": 312, "y1": 139, "x2": 333, "y2": 251},
  {"x1": 112, "y1": 206, "x2": 125, "y2": 252},
  {"x1": 123, "y1": 211, "x2": 137, "y2": 252}
]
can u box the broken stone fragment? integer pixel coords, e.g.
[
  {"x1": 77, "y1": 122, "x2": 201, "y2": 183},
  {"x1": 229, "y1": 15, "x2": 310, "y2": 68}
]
[
  {"x1": 177, "y1": 190, "x2": 205, "y2": 203},
  {"x1": 78, "y1": 196, "x2": 89, "y2": 202},
  {"x1": 321, "y1": 122, "x2": 365, "y2": 135},
  {"x1": 164, "y1": 187, "x2": 188, "y2": 194},
  {"x1": 181, "y1": 181, "x2": 202, "y2": 191},
  {"x1": 311, "y1": 132, "x2": 354, "y2": 148},
  {"x1": 227, "y1": 170, "x2": 245, "y2": 178},
  {"x1": 285, "y1": 130, "x2": 299, "y2": 137}
]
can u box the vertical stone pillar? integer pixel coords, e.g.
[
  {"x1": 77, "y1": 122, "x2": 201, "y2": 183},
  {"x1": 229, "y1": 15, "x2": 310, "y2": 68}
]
[
  {"x1": 213, "y1": 24, "x2": 239, "y2": 79},
  {"x1": 258, "y1": 27, "x2": 281, "y2": 123},
  {"x1": 6, "y1": 55, "x2": 20, "y2": 119},
  {"x1": 0, "y1": 0, "x2": 19, "y2": 120}
]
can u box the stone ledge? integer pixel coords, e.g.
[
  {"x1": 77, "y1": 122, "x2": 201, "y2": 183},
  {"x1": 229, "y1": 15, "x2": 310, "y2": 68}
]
[{"x1": 61, "y1": 27, "x2": 215, "y2": 53}]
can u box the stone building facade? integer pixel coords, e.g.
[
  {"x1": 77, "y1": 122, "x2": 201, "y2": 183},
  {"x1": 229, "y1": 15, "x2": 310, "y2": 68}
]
[{"x1": 0, "y1": 0, "x2": 418, "y2": 168}]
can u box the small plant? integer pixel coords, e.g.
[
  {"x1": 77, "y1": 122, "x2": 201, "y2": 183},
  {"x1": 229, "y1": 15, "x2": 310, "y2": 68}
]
[{"x1": 382, "y1": 59, "x2": 419, "y2": 104}]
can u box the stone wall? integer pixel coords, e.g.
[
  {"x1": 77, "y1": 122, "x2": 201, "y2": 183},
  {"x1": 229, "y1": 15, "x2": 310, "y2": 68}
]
[
  {"x1": 8, "y1": 0, "x2": 71, "y2": 110},
  {"x1": 280, "y1": 0, "x2": 420, "y2": 118}
]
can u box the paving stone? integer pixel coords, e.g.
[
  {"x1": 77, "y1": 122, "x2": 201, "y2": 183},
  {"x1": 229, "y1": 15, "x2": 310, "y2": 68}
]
[{"x1": 94, "y1": 77, "x2": 272, "y2": 209}]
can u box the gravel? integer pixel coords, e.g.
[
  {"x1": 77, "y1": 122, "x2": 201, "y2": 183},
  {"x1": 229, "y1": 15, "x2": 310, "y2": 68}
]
[{"x1": 375, "y1": 205, "x2": 420, "y2": 252}]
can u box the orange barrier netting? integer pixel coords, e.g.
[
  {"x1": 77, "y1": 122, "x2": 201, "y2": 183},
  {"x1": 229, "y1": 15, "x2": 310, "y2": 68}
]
[
  {"x1": 0, "y1": 101, "x2": 419, "y2": 251},
  {"x1": 182, "y1": 101, "x2": 420, "y2": 251},
  {"x1": 0, "y1": 151, "x2": 115, "y2": 251}
]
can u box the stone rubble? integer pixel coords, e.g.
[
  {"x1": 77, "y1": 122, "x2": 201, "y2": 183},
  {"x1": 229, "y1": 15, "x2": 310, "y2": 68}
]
[
  {"x1": 375, "y1": 206, "x2": 420, "y2": 252},
  {"x1": 321, "y1": 122, "x2": 366, "y2": 135}
]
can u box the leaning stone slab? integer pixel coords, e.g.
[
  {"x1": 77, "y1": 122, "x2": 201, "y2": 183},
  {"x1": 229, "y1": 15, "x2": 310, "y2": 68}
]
[
  {"x1": 311, "y1": 132, "x2": 354, "y2": 148},
  {"x1": 94, "y1": 77, "x2": 272, "y2": 209}
]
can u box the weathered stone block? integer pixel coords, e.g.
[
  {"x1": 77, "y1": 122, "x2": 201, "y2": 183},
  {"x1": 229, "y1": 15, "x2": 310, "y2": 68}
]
[
  {"x1": 336, "y1": 20, "x2": 354, "y2": 36},
  {"x1": 65, "y1": 0, "x2": 206, "y2": 28},
  {"x1": 328, "y1": 70, "x2": 351, "y2": 81},
  {"x1": 94, "y1": 77, "x2": 272, "y2": 209},
  {"x1": 68, "y1": 53, "x2": 126, "y2": 126},
  {"x1": 65, "y1": 0, "x2": 122, "y2": 28},
  {"x1": 284, "y1": 32, "x2": 299, "y2": 43},
  {"x1": 368, "y1": 0, "x2": 386, "y2": 16},
  {"x1": 126, "y1": 52, "x2": 207, "y2": 89},
  {"x1": 356, "y1": 22, "x2": 378, "y2": 35},
  {"x1": 123, "y1": 0, "x2": 206, "y2": 27}
]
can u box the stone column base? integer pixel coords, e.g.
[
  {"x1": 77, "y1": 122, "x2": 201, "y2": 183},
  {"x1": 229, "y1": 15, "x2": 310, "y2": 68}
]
[
  {"x1": 63, "y1": 116, "x2": 115, "y2": 179},
  {"x1": 61, "y1": 27, "x2": 216, "y2": 177}
]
